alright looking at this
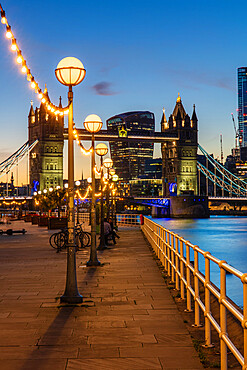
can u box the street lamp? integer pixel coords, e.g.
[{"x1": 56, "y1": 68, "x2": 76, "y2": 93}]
[
  {"x1": 55, "y1": 56, "x2": 86, "y2": 304},
  {"x1": 109, "y1": 169, "x2": 115, "y2": 219},
  {"x1": 83, "y1": 114, "x2": 103, "y2": 266},
  {"x1": 103, "y1": 158, "x2": 113, "y2": 219},
  {"x1": 112, "y1": 174, "x2": 119, "y2": 226},
  {"x1": 95, "y1": 143, "x2": 108, "y2": 250},
  {"x1": 75, "y1": 181, "x2": 80, "y2": 225}
]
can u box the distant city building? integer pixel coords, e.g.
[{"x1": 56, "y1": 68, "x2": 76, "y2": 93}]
[
  {"x1": 0, "y1": 181, "x2": 14, "y2": 197},
  {"x1": 28, "y1": 89, "x2": 64, "y2": 193},
  {"x1": 129, "y1": 179, "x2": 162, "y2": 197},
  {"x1": 142, "y1": 158, "x2": 162, "y2": 179},
  {"x1": 238, "y1": 67, "x2": 247, "y2": 148},
  {"x1": 0, "y1": 173, "x2": 18, "y2": 197},
  {"x1": 106, "y1": 111, "x2": 155, "y2": 180},
  {"x1": 161, "y1": 94, "x2": 198, "y2": 196}
]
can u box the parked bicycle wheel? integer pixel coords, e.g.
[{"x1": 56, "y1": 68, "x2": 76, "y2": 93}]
[
  {"x1": 83, "y1": 231, "x2": 91, "y2": 246},
  {"x1": 77, "y1": 231, "x2": 90, "y2": 249},
  {"x1": 49, "y1": 232, "x2": 58, "y2": 249},
  {"x1": 53, "y1": 231, "x2": 67, "y2": 250}
]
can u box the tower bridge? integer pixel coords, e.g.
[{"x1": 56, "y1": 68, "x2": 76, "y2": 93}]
[{"x1": 1, "y1": 93, "x2": 247, "y2": 214}]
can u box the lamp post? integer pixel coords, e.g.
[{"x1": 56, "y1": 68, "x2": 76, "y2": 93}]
[
  {"x1": 83, "y1": 114, "x2": 103, "y2": 266},
  {"x1": 95, "y1": 143, "x2": 108, "y2": 250},
  {"x1": 75, "y1": 180, "x2": 80, "y2": 225},
  {"x1": 109, "y1": 168, "x2": 115, "y2": 220},
  {"x1": 55, "y1": 57, "x2": 86, "y2": 304},
  {"x1": 103, "y1": 158, "x2": 113, "y2": 220},
  {"x1": 112, "y1": 174, "x2": 119, "y2": 227}
]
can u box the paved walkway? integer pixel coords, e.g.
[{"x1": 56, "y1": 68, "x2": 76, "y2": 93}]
[{"x1": 0, "y1": 221, "x2": 203, "y2": 370}]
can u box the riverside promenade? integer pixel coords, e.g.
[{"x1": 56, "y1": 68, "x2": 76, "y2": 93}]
[{"x1": 0, "y1": 221, "x2": 203, "y2": 370}]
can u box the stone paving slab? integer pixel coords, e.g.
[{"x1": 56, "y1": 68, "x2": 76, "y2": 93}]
[{"x1": 0, "y1": 221, "x2": 203, "y2": 369}]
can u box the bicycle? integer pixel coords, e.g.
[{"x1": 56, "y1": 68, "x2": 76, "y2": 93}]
[{"x1": 49, "y1": 224, "x2": 91, "y2": 251}]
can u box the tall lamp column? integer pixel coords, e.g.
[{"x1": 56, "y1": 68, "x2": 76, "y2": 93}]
[
  {"x1": 109, "y1": 168, "x2": 116, "y2": 220},
  {"x1": 103, "y1": 158, "x2": 113, "y2": 220},
  {"x1": 84, "y1": 115, "x2": 103, "y2": 266},
  {"x1": 55, "y1": 57, "x2": 86, "y2": 304},
  {"x1": 75, "y1": 180, "x2": 81, "y2": 225},
  {"x1": 95, "y1": 143, "x2": 108, "y2": 250},
  {"x1": 112, "y1": 174, "x2": 119, "y2": 227}
]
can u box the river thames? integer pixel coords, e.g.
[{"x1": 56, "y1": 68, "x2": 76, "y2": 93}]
[{"x1": 150, "y1": 216, "x2": 247, "y2": 308}]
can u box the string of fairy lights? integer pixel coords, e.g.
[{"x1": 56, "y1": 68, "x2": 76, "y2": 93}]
[
  {"x1": 0, "y1": 4, "x2": 69, "y2": 116},
  {"x1": 0, "y1": 200, "x2": 26, "y2": 206},
  {"x1": 73, "y1": 128, "x2": 92, "y2": 155},
  {"x1": 0, "y1": 3, "x2": 118, "y2": 204}
]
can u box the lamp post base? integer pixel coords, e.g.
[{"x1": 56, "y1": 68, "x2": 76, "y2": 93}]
[
  {"x1": 86, "y1": 259, "x2": 101, "y2": 267},
  {"x1": 60, "y1": 294, "x2": 83, "y2": 304}
]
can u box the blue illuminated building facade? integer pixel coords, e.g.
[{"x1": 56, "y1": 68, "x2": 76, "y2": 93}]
[{"x1": 238, "y1": 67, "x2": 247, "y2": 148}]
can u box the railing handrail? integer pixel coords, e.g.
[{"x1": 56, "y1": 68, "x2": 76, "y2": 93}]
[
  {"x1": 51, "y1": 212, "x2": 141, "y2": 226},
  {"x1": 142, "y1": 216, "x2": 247, "y2": 369}
]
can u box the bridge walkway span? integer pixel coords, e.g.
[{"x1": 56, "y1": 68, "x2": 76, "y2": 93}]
[{"x1": 0, "y1": 220, "x2": 202, "y2": 369}]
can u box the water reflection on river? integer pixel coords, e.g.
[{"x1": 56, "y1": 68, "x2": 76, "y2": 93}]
[{"x1": 150, "y1": 216, "x2": 247, "y2": 308}]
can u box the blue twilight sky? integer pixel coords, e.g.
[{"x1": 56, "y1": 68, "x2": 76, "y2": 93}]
[{"x1": 0, "y1": 0, "x2": 246, "y2": 183}]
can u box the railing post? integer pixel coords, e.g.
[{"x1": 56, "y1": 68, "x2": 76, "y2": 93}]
[
  {"x1": 180, "y1": 239, "x2": 185, "y2": 300},
  {"x1": 219, "y1": 260, "x2": 228, "y2": 370},
  {"x1": 203, "y1": 252, "x2": 214, "y2": 347},
  {"x1": 193, "y1": 247, "x2": 202, "y2": 327},
  {"x1": 167, "y1": 232, "x2": 171, "y2": 278},
  {"x1": 185, "y1": 242, "x2": 192, "y2": 312},
  {"x1": 157, "y1": 225, "x2": 161, "y2": 260},
  {"x1": 171, "y1": 233, "x2": 175, "y2": 283},
  {"x1": 175, "y1": 236, "x2": 179, "y2": 290},
  {"x1": 161, "y1": 228, "x2": 165, "y2": 267},
  {"x1": 164, "y1": 230, "x2": 168, "y2": 271},
  {"x1": 241, "y1": 273, "x2": 247, "y2": 370},
  {"x1": 156, "y1": 224, "x2": 159, "y2": 256}
]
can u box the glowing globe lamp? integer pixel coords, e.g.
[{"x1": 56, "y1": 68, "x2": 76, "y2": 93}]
[
  {"x1": 55, "y1": 57, "x2": 86, "y2": 86},
  {"x1": 83, "y1": 114, "x2": 103, "y2": 133},
  {"x1": 95, "y1": 143, "x2": 108, "y2": 157}
]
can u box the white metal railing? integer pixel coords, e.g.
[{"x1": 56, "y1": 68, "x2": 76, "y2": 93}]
[
  {"x1": 50, "y1": 211, "x2": 67, "y2": 218},
  {"x1": 142, "y1": 216, "x2": 247, "y2": 370},
  {"x1": 116, "y1": 213, "x2": 141, "y2": 226},
  {"x1": 50, "y1": 212, "x2": 90, "y2": 224},
  {"x1": 77, "y1": 212, "x2": 90, "y2": 224},
  {"x1": 50, "y1": 212, "x2": 141, "y2": 226}
]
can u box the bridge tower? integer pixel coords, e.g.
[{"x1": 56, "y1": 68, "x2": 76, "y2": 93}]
[
  {"x1": 28, "y1": 89, "x2": 64, "y2": 193},
  {"x1": 161, "y1": 94, "x2": 198, "y2": 197}
]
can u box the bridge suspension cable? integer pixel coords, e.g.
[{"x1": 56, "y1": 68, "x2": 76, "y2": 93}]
[
  {"x1": 198, "y1": 144, "x2": 247, "y2": 197},
  {"x1": 0, "y1": 140, "x2": 38, "y2": 178}
]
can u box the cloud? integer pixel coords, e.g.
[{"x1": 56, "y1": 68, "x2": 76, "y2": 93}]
[{"x1": 92, "y1": 81, "x2": 118, "y2": 96}]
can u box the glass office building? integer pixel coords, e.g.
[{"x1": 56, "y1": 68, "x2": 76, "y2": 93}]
[
  {"x1": 106, "y1": 111, "x2": 155, "y2": 180},
  {"x1": 238, "y1": 67, "x2": 247, "y2": 147}
]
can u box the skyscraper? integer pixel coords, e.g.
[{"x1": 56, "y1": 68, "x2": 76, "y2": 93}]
[
  {"x1": 238, "y1": 67, "x2": 247, "y2": 147},
  {"x1": 106, "y1": 111, "x2": 155, "y2": 180}
]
